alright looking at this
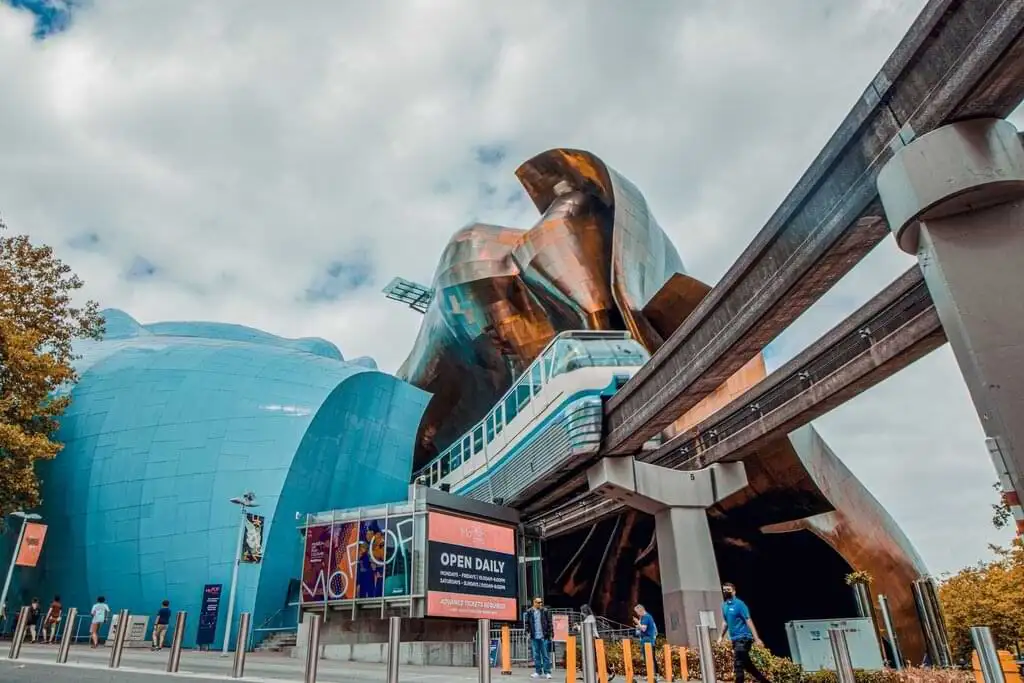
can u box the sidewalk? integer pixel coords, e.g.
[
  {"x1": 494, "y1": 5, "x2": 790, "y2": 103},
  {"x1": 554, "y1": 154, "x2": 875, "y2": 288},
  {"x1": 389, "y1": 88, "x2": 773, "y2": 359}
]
[{"x1": 1, "y1": 642, "x2": 494, "y2": 682}]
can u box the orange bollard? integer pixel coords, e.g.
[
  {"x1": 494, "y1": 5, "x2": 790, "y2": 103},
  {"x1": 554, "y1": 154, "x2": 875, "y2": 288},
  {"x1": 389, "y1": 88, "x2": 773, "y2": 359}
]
[
  {"x1": 566, "y1": 635, "x2": 577, "y2": 683},
  {"x1": 500, "y1": 625, "x2": 512, "y2": 676},
  {"x1": 594, "y1": 639, "x2": 609, "y2": 683},
  {"x1": 644, "y1": 642, "x2": 656, "y2": 683},
  {"x1": 663, "y1": 644, "x2": 673, "y2": 682},
  {"x1": 677, "y1": 647, "x2": 689, "y2": 681},
  {"x1": 623, "y1": 639, "x2": 634, "y2": 683}
]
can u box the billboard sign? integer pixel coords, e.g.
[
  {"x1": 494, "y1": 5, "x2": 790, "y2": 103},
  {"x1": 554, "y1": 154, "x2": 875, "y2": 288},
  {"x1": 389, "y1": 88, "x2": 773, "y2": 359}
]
[
  {"x1": 15, "y1": 523, "x2": 47, "y2": 567},
  {"x1": 425, "y1": 511, "x2": 518, "y2": 621},
  {"x1": 196, "y1": 584, "x2": 222, "y2": 647},
  {"x1": 241, "y1": 514, "x2": 264, "y2": 564},
  {"x1": 300, "y1": 514, "x2": 414, "y2": 603}
]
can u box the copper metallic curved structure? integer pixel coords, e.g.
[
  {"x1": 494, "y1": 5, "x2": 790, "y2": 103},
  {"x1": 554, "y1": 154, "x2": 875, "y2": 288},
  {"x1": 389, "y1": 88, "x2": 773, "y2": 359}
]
[{"x1": 396, "y1": 148, "x2": 928, "y2": 661}]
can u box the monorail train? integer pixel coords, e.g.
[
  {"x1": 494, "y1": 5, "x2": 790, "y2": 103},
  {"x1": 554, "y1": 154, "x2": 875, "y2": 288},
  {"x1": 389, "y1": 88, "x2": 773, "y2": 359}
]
[{"x1": 413, "y1": 331, "x2": 651, "y2": 507}]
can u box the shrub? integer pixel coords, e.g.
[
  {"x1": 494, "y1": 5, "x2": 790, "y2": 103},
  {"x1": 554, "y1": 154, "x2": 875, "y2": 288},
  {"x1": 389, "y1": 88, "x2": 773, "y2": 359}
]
[{"x1": 589, "y1": 639, "x2": 971, "y2": 683}]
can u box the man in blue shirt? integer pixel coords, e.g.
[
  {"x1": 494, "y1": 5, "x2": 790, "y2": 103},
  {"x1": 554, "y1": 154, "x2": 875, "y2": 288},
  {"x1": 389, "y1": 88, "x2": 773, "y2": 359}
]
[
  {"x1": 632, "y1": 604, "x2": 657, "y2": 646},
  {"x1": 523, "y1": 597, "x2": 553, "y2": 679},
  {"x1": 718, "y1": 583, "x2": 770, "y2": 683},
  {"x1": 152, "y1": 600, "x2": 172, "y2": 651}
]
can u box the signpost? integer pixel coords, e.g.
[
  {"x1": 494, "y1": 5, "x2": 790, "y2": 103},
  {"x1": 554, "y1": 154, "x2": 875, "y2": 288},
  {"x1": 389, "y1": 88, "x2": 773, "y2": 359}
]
[
  {"x1": 425, "y1": 511, "x2": 518, "y2": 621},
  {"x1": 197, "y1": 584, "x2": 223, "y2": 648}
]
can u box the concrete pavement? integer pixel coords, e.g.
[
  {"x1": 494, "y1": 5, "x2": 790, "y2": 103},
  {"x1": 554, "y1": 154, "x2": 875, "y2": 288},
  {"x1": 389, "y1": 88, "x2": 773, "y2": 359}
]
[{"x1": 0, "y1": 642, "x2": 496, "y2": 682}]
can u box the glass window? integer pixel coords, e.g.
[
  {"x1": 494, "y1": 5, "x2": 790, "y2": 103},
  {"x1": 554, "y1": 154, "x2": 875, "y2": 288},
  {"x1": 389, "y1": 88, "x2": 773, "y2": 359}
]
[
  {"x1": 517, "y1": 383, "x2": 532, "y2": 409},
  {"x1": 504, "y1": 393, "x2": 519, "y2": 422},
  {"x1": 462, "y1": 435, "x2": 472, "y2": 457},
  {"x1": 441, "y1": 453, "x2": 451, "y2": 478},
  {"x1": 485, "y1": 413, "x2": 495, "y2": 442},
  {"x1": 472, "y1": 426, "x2": 484, "y2": 454},
  {"x1": 494, "y1": 404, "x2": 504, "y2": 435},
  {"x1": 530, "y1": 363, "x2": 543, "y2": 396},
  {"x1": 451, "y1": 444, "x2": 462, "y2": 470}
]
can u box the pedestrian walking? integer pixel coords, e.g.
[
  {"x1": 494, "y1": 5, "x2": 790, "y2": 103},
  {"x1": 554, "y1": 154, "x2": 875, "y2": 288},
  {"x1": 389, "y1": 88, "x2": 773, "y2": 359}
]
[
  {"x1": 632, "y1": 604, "x2": 658, "y2": 678},
  {"x1": 523, "y1": 596, "x2": 553, "y2": 679},
  {"x1": 90, "y1": 596, "x2": 111, "y2": 648},
  {"x1": 718, "y1": 582, "x2": 770, "y2": 683},
  {"x1": 26, "y1": 598, "x2": 41, "y2": 643},
  {"x1": 45, "y1": 596, "x2": 62, "y2": 644},
  {"x1": 152, "y1": 600, "x2": 171, "y2": 650}
]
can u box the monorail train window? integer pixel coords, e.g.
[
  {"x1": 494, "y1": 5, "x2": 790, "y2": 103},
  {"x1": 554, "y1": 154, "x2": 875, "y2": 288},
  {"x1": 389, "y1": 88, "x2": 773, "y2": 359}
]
[
  {"x1": 472, "y1": 426, "x2": 484, "y2": 454},
  {"x1": 504, "y1": 393, "x2": 519, "y2": 422},
  {"x1": 486, "y1": 413, "x2": 495, "y2": 442},
  {"x1": 462, "y1": 435, "x2": 472, "y2": 458},
  {"x1": 494, "y1": 405, "x2": 504, "y2": 435},
  {"x1": 451, "y1": 444, "x2": 463, "y2": 469},
  {"x1": 516, "y1": 383, "x2": 531, "y2": 410},
  {"x1": 530, "y1": 364, "x2": 543, "y2": 396},
  {"x1": 441, "y1": 454, "x2": 451, "y2": 478}
]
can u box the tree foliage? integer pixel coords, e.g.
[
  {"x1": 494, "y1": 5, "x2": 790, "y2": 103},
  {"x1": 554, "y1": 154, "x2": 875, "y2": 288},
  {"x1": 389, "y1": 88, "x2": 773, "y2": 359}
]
[
  {"x1": 0, "y1": 221, "x2": 104, "y2": 517},
  {"x1": 938, "y1": 540, "x2": 1024, "y2": 661}
]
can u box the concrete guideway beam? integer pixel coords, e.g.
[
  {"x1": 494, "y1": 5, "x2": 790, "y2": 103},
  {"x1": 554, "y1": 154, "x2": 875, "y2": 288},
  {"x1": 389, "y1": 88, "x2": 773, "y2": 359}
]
[
  {"x1": 586, "y1": 457, "x2": 748, "y2": 646},
  {"x1": 878, "y1": 117, "x2": 1024, "y2": 535}
]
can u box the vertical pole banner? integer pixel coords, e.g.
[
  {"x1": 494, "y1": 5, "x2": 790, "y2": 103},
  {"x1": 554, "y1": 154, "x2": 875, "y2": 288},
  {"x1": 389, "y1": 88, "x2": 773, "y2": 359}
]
[
  {"x1": 241, "y1": 515, "x2": 264, "y2": 564},
  {"x1": 15, "y1": 523, "x2": 47, "y2": 567}
]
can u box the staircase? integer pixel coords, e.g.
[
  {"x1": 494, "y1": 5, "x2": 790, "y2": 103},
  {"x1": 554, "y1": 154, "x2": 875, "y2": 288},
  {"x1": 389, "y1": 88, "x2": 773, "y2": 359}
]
[{"x1": 256, "y1": 630, "x2": 297, "y2": 653}]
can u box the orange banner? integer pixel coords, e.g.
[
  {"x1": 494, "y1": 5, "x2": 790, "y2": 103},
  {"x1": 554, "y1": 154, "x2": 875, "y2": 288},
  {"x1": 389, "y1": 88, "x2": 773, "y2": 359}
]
[
  {"x1": 427, "y1": 511, "x2": 515, "y2": 554},
  {"x1": 15, "y1": 523, "x2": 46, "y2": 567},
  {"x1": 426, "y1": 591, "x2": 518, "y2": 620}
]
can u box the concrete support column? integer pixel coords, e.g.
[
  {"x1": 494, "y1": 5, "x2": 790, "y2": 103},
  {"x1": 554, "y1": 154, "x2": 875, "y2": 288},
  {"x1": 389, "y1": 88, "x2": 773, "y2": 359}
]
[
  {"x1": 586, "y1": 457, "x2": 747, "y2": 645},
  {"x1": 878, "y1": 118, "x2": 1024, "y2": 535}
]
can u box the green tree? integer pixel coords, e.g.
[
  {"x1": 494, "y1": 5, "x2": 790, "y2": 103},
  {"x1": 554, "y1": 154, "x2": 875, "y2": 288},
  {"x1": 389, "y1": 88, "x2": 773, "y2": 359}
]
[
  {"x1": 938, "y1": 540, "x2": 1024, "y2": 660},
  {"x1": 0, "y1": 221, "x2": 104, "y2": 517}
]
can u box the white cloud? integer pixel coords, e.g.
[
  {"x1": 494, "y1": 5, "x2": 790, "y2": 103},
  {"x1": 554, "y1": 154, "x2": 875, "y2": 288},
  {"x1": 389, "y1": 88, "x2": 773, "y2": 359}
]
[{"x1": 0, "y1": 0, "x2": 1016, "y2": 573}]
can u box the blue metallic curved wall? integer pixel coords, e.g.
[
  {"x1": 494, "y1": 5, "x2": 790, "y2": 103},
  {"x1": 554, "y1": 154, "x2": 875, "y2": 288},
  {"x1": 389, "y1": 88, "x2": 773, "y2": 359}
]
[{"x1": 18, "y1": 309, "x2": 428, "y2": 647}]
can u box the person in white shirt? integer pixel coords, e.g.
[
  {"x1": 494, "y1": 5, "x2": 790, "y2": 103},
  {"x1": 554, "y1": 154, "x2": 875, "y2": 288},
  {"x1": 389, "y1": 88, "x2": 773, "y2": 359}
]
[{"x1": 90, "y1": 596, "x2": 111, "y2": 648}]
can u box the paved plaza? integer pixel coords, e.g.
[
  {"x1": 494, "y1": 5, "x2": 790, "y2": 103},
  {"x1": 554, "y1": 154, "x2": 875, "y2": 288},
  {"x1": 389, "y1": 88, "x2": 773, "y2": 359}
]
[{"x1": 0, "y1": 643, "x2": 492, "y2": 682}]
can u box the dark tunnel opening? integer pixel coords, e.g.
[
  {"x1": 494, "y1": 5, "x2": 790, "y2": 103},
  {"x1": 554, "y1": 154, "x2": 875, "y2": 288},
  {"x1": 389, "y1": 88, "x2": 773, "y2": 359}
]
[{"x1": 544, "y1": 514, "x2": 860, "y2": 656}]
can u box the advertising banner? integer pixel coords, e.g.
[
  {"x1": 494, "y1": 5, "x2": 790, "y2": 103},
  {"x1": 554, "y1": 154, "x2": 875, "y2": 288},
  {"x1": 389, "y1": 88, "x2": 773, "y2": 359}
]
[
  {"x1": 241, "y1": 514, "x2": 264, "y2": 564},
  {"x1": 425, "y1": 511, "x2": 518, "y2": 621},
  {"x1": 553, "y1": 614, "x2": 570, "y2": 642},
  {"x1": 196, "y1": 584, "x2": 222, "y2": 647},
  {"x1": 15, "y1": 522, "x2": 47, "y2": 567},
  {"x1": 300, "y1": 514, "x2": 414, "y2": 604}
]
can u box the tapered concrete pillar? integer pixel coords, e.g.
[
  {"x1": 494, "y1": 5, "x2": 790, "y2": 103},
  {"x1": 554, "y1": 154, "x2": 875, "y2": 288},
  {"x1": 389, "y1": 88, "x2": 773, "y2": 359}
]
[
  {"x1": 586, "y1": 457, "x2": 747, "y2": 645},
  {"x1": 878, "y1": 118, "x2": 1024, "y2": 535}
]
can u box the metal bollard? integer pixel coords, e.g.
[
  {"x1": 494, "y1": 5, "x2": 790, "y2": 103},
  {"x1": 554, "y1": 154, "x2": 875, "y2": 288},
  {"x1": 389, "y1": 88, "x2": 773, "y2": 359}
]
[
  {"x1": 970, "y1": 626, "x2": 1007, "y2": 683},
  {"x1": 231, "y1": 611, "x2": 251, "y2": 678},
  {"x1": 166, "y1": 611, "x2": 187, "y2": 673},
  {"x1": 878, "y1": 595, "x2": 902, "y2": 671},
  {"x1": 581, "y1": 621, "x2": 598, "y2": 683},
  {"x1": 387, "y1": 616, "x2": 401, "y2": 683},
  {"x1": 695, "y1": 625, "x2": 716, "y2": 683},
  {"x1": 828, "y1": 628, "x2": 856, "y2": 683},
  {"x1": 109, "y1": 609, "x2": 130, "y2": 669},
  {"x1": 7, "y1": 606, "x2": 31, "y2": 660},
  {"x1": 56, "y1": 607, "x2": 78, "y2": 664},
  {"x1": 477, "y1": 618, "x2": 491, "y2": 683},
  {"x1": 303, "y1": 612, "x2": 322, "y2": 683}
]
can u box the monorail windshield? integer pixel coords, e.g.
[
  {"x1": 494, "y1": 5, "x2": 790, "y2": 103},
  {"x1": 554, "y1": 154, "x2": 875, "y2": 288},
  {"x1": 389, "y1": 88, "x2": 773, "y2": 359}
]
[{"x1": 414, "y1": 331, "x2": 649, "y2": 486}]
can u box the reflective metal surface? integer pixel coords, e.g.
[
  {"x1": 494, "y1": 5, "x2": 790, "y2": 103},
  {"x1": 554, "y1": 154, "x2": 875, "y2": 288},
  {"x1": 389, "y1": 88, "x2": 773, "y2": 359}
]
[
  {"x1": 167, "y1": 611, "x2": 187, "y2": 673},
  {"x1": 7, "y1": 606, "x2": 30, "y2": 660},
  {"x1": 828, "y1": 628, "x2": 856, "y2": 683},
  {"x1": 303, "y1": 612, "x2": 321, "y2": 683},
  {"x1": 400, "y1": 147, "x2": 934, "y2": 664},
  {"x1": 232, "y1": 611, "x2": 250, "y2": 678},
  {"x1": 109, "y1": 609, "x2": 130, "y2": 669},
  {"x1": 397, "y1": 149, "x2": 685, "y2": 468},
  {"x1": 56, "y1": 607, "x2": 78, "y2": 664},
  {"x1": 970, "y1": 626, "x2": 1006, "y2": 683}
]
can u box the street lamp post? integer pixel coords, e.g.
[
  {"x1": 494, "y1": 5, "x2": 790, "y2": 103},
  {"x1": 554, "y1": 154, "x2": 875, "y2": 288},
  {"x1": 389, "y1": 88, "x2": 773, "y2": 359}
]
[
  {"x1": 222, "y1": 492, "x2": 258, "y2": 656},
  {"x1": 0, "y1": 512, "x2": 42, "y2": 622}
]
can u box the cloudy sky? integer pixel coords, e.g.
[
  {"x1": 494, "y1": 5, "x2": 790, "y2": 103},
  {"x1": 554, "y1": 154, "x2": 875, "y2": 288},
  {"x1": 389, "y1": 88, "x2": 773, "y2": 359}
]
[{"x1": 1, "y1": 0, "x2": 1018, "y2": 574}]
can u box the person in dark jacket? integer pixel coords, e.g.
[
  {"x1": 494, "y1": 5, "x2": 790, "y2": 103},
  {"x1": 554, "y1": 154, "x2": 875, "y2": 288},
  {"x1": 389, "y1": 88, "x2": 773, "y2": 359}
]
[{"x1": 523, "y1": 597, "x2": 554, "y2": 679}]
